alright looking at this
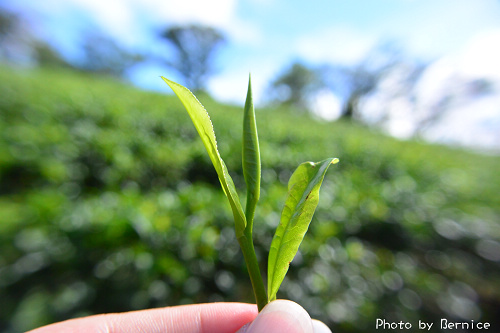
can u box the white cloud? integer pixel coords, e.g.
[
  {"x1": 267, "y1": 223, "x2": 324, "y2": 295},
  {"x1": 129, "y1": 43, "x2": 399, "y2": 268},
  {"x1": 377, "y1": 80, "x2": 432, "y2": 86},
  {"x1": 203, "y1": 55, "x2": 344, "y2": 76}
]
[
  {"x1": 138, "y1": 0, "x2": 237, "y2": 28},
  {"x1": 310, "y1": 90, "x2": 342, "y2": 121},
  {"x1": 359, "y1": 24, "x2": 500, "y2": 150},
  {"x1": 139, "y1": 0, "x2": 263, "y2": 47},
  {"x1": 209, "y1": 71, "x2": 250, "y2": 104},
  {"x1": 208, "y1": 60, "x2": 280, "y2": 105},
  {"x1": 61, "y1": 0, "x2": 261, "y2": 48},
  {"x1": 382, "y1": 27, "x2": 500, "y2": 150},
  {"x1": 246, "y1": 0, "x2": 276, "y2": 6},
  {"x1": 415, "y1": 28, "x2": 500, "y2": 110},
  {"x1": 290, "y1": 0, "x2": 500, "y2": 67},
  {"x1": 223, "y1": 19, "x2": 263, "y2": 46},
  {"x1": 379, "y1": 0, "x2": 500, "y2": 60},
  {"x1": 295, "y1": 26, "x2": 378, "y2": 65},
  {"x1": 455, "y1": 29, "x2": 500, "y2": 80},
  {"x1": 424, "y1": 95, "x2": 500, "y2": 151},
  {"x1": 64, "y1": 0, "x2": 139, "y2": 45}
]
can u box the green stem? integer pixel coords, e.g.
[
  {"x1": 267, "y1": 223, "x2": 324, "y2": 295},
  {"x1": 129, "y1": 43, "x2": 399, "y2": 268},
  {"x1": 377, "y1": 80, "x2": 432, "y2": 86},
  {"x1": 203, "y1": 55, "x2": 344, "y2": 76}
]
[{"x1": 237, "y1": 233, "x2": 268, "y2": 311}]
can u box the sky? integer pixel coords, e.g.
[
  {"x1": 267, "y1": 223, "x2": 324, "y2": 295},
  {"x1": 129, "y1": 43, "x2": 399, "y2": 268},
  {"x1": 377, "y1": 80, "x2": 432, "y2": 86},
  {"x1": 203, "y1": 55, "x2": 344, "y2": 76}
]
[{"x1": 3, "y1": 0, "x2": 500, "y2": 150}]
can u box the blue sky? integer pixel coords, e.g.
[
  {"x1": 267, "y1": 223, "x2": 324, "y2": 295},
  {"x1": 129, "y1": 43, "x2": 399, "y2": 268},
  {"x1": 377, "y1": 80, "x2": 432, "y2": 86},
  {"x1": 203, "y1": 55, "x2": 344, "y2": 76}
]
[{"x1": 3, "y1": 0, "x2": 500, "y2": 111}]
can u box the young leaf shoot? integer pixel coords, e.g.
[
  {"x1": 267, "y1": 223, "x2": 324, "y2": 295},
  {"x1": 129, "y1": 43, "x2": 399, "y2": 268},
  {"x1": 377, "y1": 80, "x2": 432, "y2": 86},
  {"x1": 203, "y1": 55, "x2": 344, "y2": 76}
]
[
  {"x1": 162, "y1": 76, "x2": 338, "y2": 311},
  {"x1": 161, "y1": 77, "x2": 246, "y2": 237},
  {"x1": 268, "y1": 158, "x2": 339, "y2": 301}
]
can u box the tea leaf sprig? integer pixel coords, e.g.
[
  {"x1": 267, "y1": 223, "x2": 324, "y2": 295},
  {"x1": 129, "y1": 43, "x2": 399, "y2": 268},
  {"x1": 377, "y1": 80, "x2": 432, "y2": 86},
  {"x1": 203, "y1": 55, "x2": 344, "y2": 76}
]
[{"x1": 162, "y1": 76, "x2": 338, "y2": 311}]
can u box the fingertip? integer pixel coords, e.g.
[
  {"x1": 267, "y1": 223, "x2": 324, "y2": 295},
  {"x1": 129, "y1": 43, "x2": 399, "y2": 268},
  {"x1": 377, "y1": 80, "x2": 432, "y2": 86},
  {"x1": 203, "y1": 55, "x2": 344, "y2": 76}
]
[
  {"x1": 243, "y1": 300, "x2": 313, "y2": 333},
  {"x1": 312, "y1": 319, "x2": 332, "y2": 333}
]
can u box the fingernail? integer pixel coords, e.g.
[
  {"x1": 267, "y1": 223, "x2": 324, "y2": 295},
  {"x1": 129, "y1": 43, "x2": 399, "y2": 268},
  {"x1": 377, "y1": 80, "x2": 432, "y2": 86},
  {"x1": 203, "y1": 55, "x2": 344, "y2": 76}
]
[{"x1": 244, "y1": 300, "x2": 313, "y2": 333}]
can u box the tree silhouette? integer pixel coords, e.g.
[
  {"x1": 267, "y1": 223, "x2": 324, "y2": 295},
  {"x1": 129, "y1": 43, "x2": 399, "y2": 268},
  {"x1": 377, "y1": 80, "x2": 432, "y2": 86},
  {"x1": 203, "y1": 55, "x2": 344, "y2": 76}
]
[
  {"x1": 161, "y1": 24, "x2": 225, "y2": 92},
  {"x1": 323, "y1": 42, "x2": 404, "y2": 120},
  {"x1": 0, "y1": 8, "x2": 69, "y2": 67},
  {"x1": 269, "y1": 62, "x2": 322, "y2": 111},
  {"x1": 80, "y1": 31, "x2": 142, "y2": 77},
  {"x1": 0, "y1": 9, "x2": 24, "y2": 61}
]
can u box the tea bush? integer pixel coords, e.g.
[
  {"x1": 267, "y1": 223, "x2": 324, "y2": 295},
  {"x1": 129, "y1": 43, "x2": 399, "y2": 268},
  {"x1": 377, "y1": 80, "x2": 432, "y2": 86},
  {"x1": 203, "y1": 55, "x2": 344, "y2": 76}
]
[{"x1": 1, "y1": 66, "x2": 499, "y2": 332}]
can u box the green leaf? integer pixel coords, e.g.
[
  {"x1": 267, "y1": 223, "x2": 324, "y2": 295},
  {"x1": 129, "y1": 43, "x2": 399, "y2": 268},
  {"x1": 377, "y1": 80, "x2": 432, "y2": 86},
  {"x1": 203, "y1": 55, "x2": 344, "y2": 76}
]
[
  {"x1": 242, "y1": 75, "x2": 260, "y2": 232},
  {"x1": 161, "y1": 77, "x2": 247, "y2": 237},
  {"x1": 267, "y1": 158, "x2": 339, "y2": 301}
]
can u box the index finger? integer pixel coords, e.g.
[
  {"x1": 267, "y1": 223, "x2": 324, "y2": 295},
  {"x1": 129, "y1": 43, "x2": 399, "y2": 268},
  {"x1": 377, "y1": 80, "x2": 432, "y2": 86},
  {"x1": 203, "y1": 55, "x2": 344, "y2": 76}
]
[{"x1": 28, "y1": 302, "x2": 259, "y2": 333}]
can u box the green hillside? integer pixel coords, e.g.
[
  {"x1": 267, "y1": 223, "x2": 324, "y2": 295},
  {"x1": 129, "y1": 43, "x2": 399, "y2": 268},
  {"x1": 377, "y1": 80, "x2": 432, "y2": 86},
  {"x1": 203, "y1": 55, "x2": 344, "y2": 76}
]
[{"x1": 1, "y1": 66, "x2": 499, "y2": 332}]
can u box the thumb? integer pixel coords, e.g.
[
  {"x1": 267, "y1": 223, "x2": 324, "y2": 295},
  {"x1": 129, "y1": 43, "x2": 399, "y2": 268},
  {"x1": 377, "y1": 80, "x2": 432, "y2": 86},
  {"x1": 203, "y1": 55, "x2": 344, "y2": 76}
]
[{"x1": 237, "y1": 300, "x2": 331, "y2": 333}]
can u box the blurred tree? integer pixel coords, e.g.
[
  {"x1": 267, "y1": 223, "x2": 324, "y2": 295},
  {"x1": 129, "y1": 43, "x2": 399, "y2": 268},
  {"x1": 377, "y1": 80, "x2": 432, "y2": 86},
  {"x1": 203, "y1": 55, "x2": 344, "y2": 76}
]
[
  {"x1": 80, "y1": 31, "x2": 143, "y2": 77},
  {"x1": 0, "y1": 7, "x2": 70, "y2": 68},
  {"x1": 0, "y1": 9, "x2": 25, "y2": 62},
  {"x1": 322, "y1": 42, "x2": 404, "y2": 120},
  {"x1": 160, "y1": 24, "x2": 225, "y2": 92},
  {"x1": 0, "y1": 9, "x2": 15, "y2": 43},
  {"x1": 269, "y1": 62, "x2": 323, "y2": 111},
  {"x1": 32, "y1": 41, "x2": 72, "y2": 69},
  {"x1": 353, "y1": 60, "x2": 427, "y2": 132},
  {"x1": 339, "y1": 66, "x2": 380, "y2": 120},
  {"x1": 414, "y1": 75, "x2": 496, "y2": 135},
  {"x1": 1, "y1": 8, "x2": 139, "y2": 74}
]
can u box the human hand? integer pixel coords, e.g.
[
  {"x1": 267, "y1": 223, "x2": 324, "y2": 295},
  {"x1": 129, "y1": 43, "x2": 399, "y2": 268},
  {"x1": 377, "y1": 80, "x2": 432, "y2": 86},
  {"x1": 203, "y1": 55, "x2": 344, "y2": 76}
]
[{"x1": 27, "y1": 300, "x2": 331, "y2": 333}]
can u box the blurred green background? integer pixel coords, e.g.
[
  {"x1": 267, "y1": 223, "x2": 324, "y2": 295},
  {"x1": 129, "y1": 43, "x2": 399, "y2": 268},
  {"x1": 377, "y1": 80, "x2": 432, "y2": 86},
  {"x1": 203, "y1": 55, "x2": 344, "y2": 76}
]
[{"x1": 1, "y1": 65, "x2": 499, "y2": 332}]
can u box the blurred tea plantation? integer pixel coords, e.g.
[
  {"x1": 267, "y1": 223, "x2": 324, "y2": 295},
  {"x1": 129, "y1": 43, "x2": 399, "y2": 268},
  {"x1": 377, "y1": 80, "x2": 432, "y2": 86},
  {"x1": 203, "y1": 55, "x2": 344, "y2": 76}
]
[{"x1": 1, "y1": 65, "x2": 500, "y2": 333}]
